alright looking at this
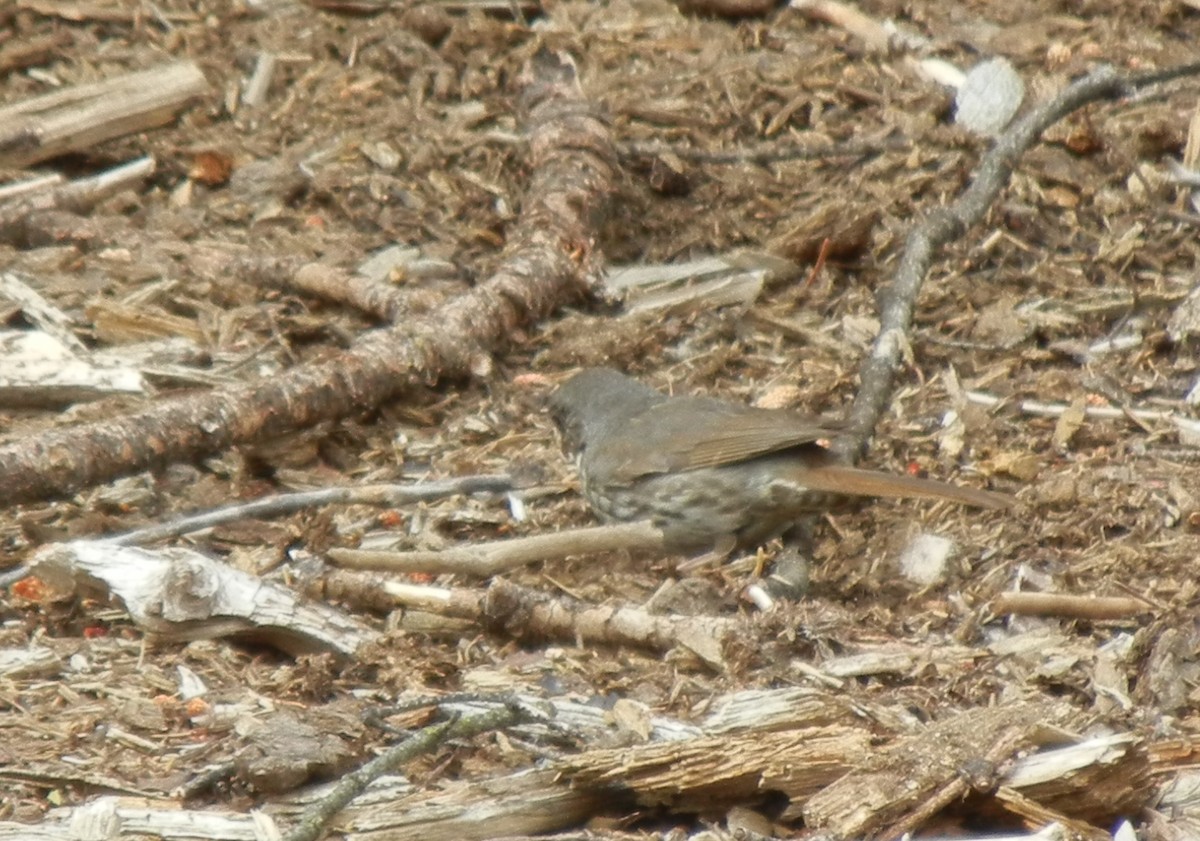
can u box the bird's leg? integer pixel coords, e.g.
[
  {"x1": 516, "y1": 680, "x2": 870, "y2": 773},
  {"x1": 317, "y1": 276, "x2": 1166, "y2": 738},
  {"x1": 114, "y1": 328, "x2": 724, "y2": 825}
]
[
  {"x1": 763, "y1": 517, "x2": 818, "y2": 599},
  {"x1": 675, "y1": 533, "x2": 738, "y2": 573}
]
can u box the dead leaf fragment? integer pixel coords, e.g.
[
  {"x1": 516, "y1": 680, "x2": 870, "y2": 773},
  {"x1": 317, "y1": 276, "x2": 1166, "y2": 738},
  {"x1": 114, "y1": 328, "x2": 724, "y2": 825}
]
[
  {"x1": 189, "y1": 150, "x2": 233, "y2": 186},
  {"x1": 972, "y1": 297, "x2": 1030, "y2": 347},
  {"x1": 1051, "y1": 396, "x2": 1088, "y2": 452},
  {"x1": 1168, "y1": 284, "x2": 1200, "y2": 341},
  {"x1": 609, "y1": 698, "x2": 654, "y2": 741},
  {"x1": 983, "y1": 451, "x2": 1042, "y2": 482},
  {"x1": 955, "y1": 57, "x2": 1026, "y2": 137},
  {"x1": 754, "y1": 383, "x2": 803, "y2": 409},
  {"x1": 770, "y1": 204, "x2": 880, "y2": 265}
]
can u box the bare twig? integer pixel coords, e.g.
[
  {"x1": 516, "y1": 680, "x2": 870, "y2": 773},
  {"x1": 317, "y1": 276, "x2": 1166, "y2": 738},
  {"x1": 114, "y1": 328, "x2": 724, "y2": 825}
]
[
  {"x1": 790, "y1": 0, "x2": 904, "y2": 53},
  {"x1": 328, "y1": 520, "x2": 663, "y2": 576},
  {"x1": 376, "y1": 576, "x2": 732, "y2": 668},
  {"x1": 991, "y1": 591, "x2": 1150, "y2": 621},
  {"x1": 619, "y1": 134, "x2": 907, "y2": 165},
  {"x1": 283, "y1": 705, "x2": 526, "y2": 841},
  {"x1": 109, "y1": 476, "x2": 514, "y2": 547},
  {"x1": 0, "y1": 50, "x2": 615, "y2": 506},
  {"x1": 839, "y1": 62, "x2": 1200, "y2": 459},
  {"x1": 964, "y1": 389, "x2": 1179, "y2": 425},
  {"x1": 0, "y1": 157, "x2": 157, "y2": 238},
  {"x1": 0, "y1": 471, "x2": 517, "y2": 626},
  {"x1": 0, "y1": 173, "x2": 64, "y2": 203},
  {"x1": 241, "y1": 51, "x2": 277, "y2": 109},
  {"x1": 0, "y1": 62, "x2": 207, "y2": 168}
]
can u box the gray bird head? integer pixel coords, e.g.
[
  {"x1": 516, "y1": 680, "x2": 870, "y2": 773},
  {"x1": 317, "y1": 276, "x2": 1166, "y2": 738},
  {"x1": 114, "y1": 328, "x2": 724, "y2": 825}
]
[{"x1": 549, "y1": 368, "x2": 664, "y2": 451}]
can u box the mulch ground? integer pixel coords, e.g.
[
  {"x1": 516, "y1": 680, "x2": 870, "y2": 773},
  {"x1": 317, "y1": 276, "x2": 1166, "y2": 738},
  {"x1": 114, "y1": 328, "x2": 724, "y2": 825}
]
[{"x1": 2, "y1": 0, "x2": 1200, "y2": 837}]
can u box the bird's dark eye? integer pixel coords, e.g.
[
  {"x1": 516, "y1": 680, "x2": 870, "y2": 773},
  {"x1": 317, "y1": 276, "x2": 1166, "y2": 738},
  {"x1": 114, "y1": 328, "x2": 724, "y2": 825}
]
[{"x1": 554, "y1": 417, "x2": 585, "y2": 454}]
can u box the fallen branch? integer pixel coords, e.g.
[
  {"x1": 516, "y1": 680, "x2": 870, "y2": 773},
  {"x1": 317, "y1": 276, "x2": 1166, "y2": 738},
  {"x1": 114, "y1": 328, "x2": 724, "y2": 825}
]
[
  {"x1": 362, "y1": 574, "x2": 733, "y2": 669},
  {"x1": 289, "y1": 263, "x2": 414, "y2": 323},
  {"x1": 0, "y1": 50, "x2": 616, "y2": 506},
  {"x1": 328, "y1": 521, "x2": 664, "y2": 577},
  {"x1": 0, "y1": 62, "x2": 207, "y2": 168},
  {"x1": 839, "y1": 61, "x2": 1200, "y2": 458},
  {"x1": 109, "y1": 476, "x2": 514, "y2": 547},
  {"x1": 285, "y1": 704, "x2": 528, "y2": 841},
  {"x1": 620, "y1": 134, "x2": 907, "y2": 164},
  {"x1": 192, "y1": 250, "x2": 428, "y2": 324},
  {"x1": 991, "y1": 591, "x2": 1150, "y2": 621},
  {"x1": 0, "y1": 156, "x2": 156, "y2": 241}
]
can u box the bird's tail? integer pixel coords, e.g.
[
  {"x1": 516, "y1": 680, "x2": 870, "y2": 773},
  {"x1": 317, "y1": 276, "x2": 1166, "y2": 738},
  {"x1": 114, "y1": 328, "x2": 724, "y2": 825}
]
[{"x1": 796, "y1": 465, "x2": 1014, "y2": 510}]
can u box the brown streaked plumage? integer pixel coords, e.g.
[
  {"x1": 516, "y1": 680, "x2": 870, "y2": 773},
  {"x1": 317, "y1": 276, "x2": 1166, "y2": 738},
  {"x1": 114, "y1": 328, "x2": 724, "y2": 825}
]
[{"x1": 550, "y1": 368, "x2": 1012, "y2": 552}]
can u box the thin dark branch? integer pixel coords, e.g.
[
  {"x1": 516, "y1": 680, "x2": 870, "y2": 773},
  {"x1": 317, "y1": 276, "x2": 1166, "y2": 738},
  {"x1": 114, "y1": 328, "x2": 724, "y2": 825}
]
[
  {"x1": 619, "y1": 134, "x2": 908, "y2": 165},
  {"x1": 107, "y1": 476, "x2": 514, "y2": 546},
  {"x1": 840, "y1": 61, "x2": 1200, "y2": 458},
  {"x1": 282, "y1": 705, "x2": 524, "y2": 841}
]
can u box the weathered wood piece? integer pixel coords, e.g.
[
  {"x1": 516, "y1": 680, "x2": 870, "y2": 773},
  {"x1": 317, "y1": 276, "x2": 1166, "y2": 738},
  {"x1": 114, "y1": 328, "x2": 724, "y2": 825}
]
[
  {"x1": 0, "y1": 62, "x2": 208, "y2": 168},
  {"x1": 31, "y1": 540, "x2": 377, "y2": 657}
]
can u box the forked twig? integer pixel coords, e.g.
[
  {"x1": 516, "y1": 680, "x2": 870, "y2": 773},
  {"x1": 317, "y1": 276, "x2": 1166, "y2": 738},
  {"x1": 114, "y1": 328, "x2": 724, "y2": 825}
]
[{"x1": 840, "y1": 62, "x2": 1200, "y2": 458}]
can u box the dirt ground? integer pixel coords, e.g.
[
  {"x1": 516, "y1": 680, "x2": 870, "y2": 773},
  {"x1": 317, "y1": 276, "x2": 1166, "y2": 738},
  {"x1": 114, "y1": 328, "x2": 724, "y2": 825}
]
[{"x1": 3, "y1": 0, "x2": 1200, "y2": 837}]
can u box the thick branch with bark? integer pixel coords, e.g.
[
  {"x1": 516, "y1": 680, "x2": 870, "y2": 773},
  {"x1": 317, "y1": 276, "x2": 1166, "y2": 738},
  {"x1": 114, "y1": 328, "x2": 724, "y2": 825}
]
[
  {"x1": 364, "y1": 575, "x2": 734, "y2": 669},
  {"x1": 0, "y1": 51, "x2": 615, "y2": 507}
]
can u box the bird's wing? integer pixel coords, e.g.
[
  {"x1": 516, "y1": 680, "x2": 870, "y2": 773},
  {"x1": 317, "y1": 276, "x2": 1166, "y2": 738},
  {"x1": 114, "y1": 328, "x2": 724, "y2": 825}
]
[{"x1": 596, "y1": 397, "x2": 840, "y2": 481}]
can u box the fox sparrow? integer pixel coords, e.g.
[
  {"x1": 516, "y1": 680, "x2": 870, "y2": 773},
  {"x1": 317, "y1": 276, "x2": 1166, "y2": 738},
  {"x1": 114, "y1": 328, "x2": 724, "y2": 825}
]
[{"x1": 550, "y1": 368, "x2": 1012, "y2": 553}]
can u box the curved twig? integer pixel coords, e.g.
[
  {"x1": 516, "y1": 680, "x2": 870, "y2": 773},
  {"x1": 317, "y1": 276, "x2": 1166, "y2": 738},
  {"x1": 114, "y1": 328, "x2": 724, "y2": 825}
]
[
  {"x1": 0, "y1": 51, "x2": 615, "y2": 506},
  {"x1": 282, "y1": 705, "x2": 527, "y2": 841},
  {"x1": 841, "y1": 61, "x2": 1200, "y2": 457}
]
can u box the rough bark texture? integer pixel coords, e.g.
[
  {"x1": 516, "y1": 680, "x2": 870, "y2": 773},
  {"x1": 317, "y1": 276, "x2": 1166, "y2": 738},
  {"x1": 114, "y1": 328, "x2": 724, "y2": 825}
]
[{"x1": 0, "y1": 51, "x2": 615, "y2": 506}]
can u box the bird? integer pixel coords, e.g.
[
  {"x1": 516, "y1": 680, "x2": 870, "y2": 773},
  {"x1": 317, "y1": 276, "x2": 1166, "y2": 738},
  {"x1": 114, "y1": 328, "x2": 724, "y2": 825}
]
[{"x1": 549, "y1": 367, "x2": 1012, "y2": 554}]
